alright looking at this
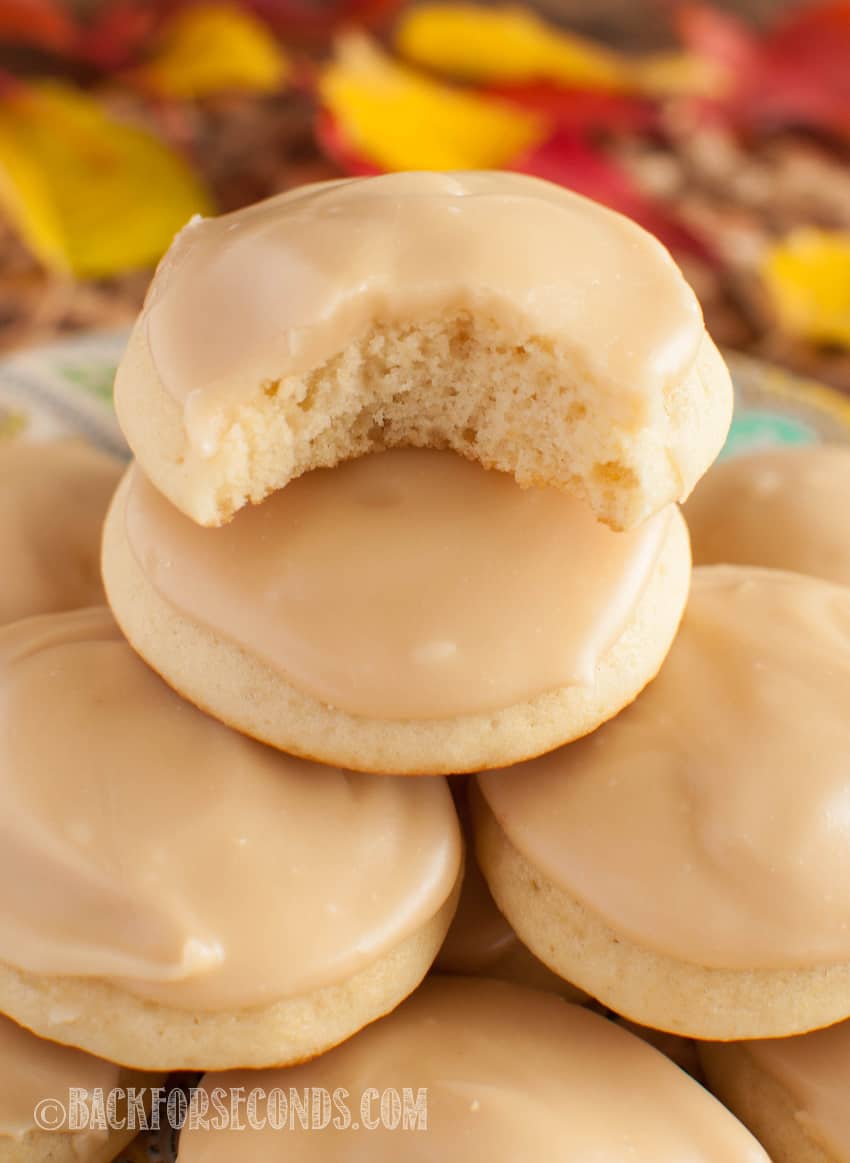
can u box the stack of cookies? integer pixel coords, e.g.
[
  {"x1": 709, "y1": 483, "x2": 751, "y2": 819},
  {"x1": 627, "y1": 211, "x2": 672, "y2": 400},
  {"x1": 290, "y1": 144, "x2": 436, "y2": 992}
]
[{"x1": 3, "y1": 171, "x2": 850, "y2": 1163}]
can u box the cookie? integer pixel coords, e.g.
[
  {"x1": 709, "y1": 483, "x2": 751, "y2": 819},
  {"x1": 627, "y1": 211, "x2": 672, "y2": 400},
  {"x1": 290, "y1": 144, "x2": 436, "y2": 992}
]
[
  {"x1": 435, "y1": 779, "x2": 586, "y2": 1000},
  {"x1": 0, "y1": 608, "x2": 461, "y2": 1070},
  {"x1": 700, "y1": 1020, "x2": 850, "y2": 1163},
  {"x1": 114, "y1": 171, "x2": 731, "y2": 531},
  {"x1": 475, "y1": 566, "x2": 850, "y2": 1039},
  {"x1": 102, "y1": 451, "x2": 691, "y2": 774},
  {"x1": 176, "y1": 977, "x2": 768, "y2": 1162},
  {"x1": 0, "y1": 1012, "x2": 157, "y2": 1163},
  {"x1": 611, "y1": 1017, "x2": 702, "y2": 1080},
  {"x1": 686, "y1": 445, "x2": 850, "y2": 584},
  {"x1": 0, "y1": 440, "x2": 122, "y2": 626}
]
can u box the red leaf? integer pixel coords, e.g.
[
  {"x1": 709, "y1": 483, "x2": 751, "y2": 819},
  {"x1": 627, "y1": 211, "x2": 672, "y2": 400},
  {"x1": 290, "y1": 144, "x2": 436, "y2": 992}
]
[
  {"x1": 0, "y1": 65, "x2": 23, "y2": 95},
  {"x1": 676, "y1": 3, "x2": 757, "y2": 73},
  {"x1": 511, "y1": 129, "x2": 718, "y2": 263},
  {"x1": 749, "y1": 2, "x2": 850, "y2": 134},
  {"x1": 680, "y1": 1, "x2": 850, "y2": 139},
  {"x1": 78, "y1": 0, "x2": 160, "y2": 71},
  {"x1": 242, "y1": 0, "x2": 403, "y2": 44},
  {"x1": 0, "y1": 0, "x2": 76, "y2": 51},
  {"x1": 484, "y1": 83, "x2": 659, "y2": 134}
]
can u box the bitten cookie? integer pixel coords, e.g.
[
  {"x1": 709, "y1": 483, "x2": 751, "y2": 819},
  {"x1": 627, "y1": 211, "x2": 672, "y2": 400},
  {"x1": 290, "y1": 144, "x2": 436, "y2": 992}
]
[
  {"x1": 176, "y1": 977, "x2": 768, "y2": 1162},
  {"x1": 0, "y1": 1013, "x2": 158, "y2": 1163},
  {"x1": 475, "y1": 566, "x2": 850, "y2": 1039},
  {"x1": 0, "y1": 608, "x2": 461, "y2": 1071},
  {"x1": 0, "y1": 440, "x2": 122, "y2": 625},
  {"x1": 686, "y1": 445, "x2": 850, "y2": 584},
  {"x1": 102, "y1": 451, "x2": 691, "y2": 774},
  {"x1": 700, "y1": 1020, "x2": 850, "y2": 1163},
  {"x1": 114, "y1": 171, "x2": 731, "y2": 531}
]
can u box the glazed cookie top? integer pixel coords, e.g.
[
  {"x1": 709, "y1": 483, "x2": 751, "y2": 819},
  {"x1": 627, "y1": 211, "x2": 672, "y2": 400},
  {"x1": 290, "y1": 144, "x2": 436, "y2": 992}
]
[
  {"x1": 123, "y1": 450, "x2": 672, "y2": 719},
  {"x1": 479, "y1": 566, "x2": 850, "y2": 970},
  {"x1": 116, "y1": 170, "x2": 728, "y2": 531},
  {"x1": 0, "y1": 609, "x2": 461, "y2": 1009},
  {"x1": 686, "y1": 445, "x2": 850, "y2": 585},
  {"x1": 744, "y1": 1020, "x2": 850, "y2": 1160},
  {"x1": 177, "y1": 978, "x2": 768, "y2": 1162},
  {"x1": 0, "y1": 1013, "x2": 124, "y2": 1140},
  {"x1": 0, "y1": 440, "x2": 122, "y2": 625},
  {"x1": 140, "y1": 171, "x2": 701, "y2": 451}
]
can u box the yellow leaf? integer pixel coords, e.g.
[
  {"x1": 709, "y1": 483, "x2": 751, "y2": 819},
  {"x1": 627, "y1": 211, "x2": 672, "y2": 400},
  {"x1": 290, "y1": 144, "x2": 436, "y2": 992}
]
[
  {"x1": 319, "y1": 34, "x2": 546, "y2": 171},
  {"x1": 140, "y1": 3, "x2": 289, "y2": 99},
  {"x1": 0, "y1": 82, "x2": 212, "y2": 278},
  {"x1": 763, "y1": 230, "x2": 850, "y2": 348},
  {"x1": 396, "y1": 5, "x2": 729, "y2": 98},
  {"x1": 631, "y1": 51, "x2": 729, "y2": 98},
  {"x1": 396, "y1": 3, "x2": 629, "y2": 89}
]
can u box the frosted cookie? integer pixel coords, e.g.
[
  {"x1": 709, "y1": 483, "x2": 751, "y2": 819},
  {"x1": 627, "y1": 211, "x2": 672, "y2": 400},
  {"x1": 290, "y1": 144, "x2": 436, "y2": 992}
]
[
  {"x1": 612, "y1": 1018, "x2": 702, "y2": 1079},
  {"x1": 176, "y1": 977, "x2": 767, "y2": 1162},
  {"x1": 115, "y1": 171, "x2": 731, "y2": 531},
  {"x1": 0, "y1": 1013, "x2": 157, "y2": 1163},
  {"x1": 0, "y1": 440, "x2": 122, "y2": 626},
  {"x1": 436, "y1": 780, "x2": 586, "y2": 999},
  {"x1": 686, "y1": 445, "x2": 850, "y2": 584},
  {"x1": 700, "y1": 1021, "x2": 850, "y2": 1163},
  {"x1": 102, "y1": 450, "x2": 691, "y2": 774},
  {"x1": 0, "y1": 608, "x2": 461, "y2": 1071},
  {"x1": 435, "y1": 840, "x2": 586, "y2": 999},
  {"x1": 475, "y1": 566, "x2": 850, "y2": 1039}
]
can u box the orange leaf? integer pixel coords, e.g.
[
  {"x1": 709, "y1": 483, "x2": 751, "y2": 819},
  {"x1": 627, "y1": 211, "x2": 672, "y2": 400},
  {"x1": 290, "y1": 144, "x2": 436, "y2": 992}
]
[
  {"x1": 318, "y1": 33, "x2": 546, "y2": 171},
  {"x1": 0, "y1": 0, "x2": 75, "y2": 51},
  {"x1": 0, "y1": 81, "x2": 212, "y2": 277},
  {"x1": 137, "y1": 3, "x2": 289, "y2": 99}
]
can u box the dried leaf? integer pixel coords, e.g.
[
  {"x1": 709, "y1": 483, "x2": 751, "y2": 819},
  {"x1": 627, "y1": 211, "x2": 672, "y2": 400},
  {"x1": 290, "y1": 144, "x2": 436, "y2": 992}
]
[
  {"x1": 396, "y1": 3, "x2": 629, "y2": 89},
  {"x1": 137, "y1": 3, "x2": 289, "y2": 99},
  {"x1": 318, "y1": 34, "x2": 546, "y2": 170},
  {"x1": 0, "y1": 81, "x2": 212, "y2": 277},
  {"x1": 762, "y1": 229, "x2": 850, "y2": 348},
  {"x1": 0, "y1": 0, "x2": 75, "y2": 51}
]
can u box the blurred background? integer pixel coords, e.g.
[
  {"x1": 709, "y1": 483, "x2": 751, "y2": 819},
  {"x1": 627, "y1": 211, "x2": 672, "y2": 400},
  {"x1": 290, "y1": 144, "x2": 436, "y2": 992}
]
[{"x1": 0, "y1": 0, "x2": 847, "y2": 393}]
